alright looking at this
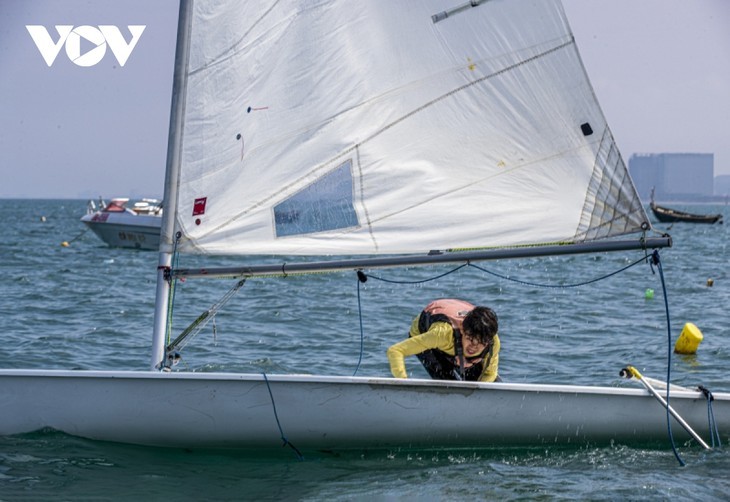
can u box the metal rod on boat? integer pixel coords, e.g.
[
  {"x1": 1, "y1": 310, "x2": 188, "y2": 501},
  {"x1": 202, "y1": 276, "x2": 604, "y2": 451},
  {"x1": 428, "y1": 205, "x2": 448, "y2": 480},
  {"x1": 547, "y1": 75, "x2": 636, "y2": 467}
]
[
  {"x1": 172, "y1": 236, "x2": 672, "y2": 280},
  {"x1": 150, "y1": 0, "x2": 195, "y2": 370},
  {"x1": 620, "y1": 366, "x2": 711, "y2": 450}
]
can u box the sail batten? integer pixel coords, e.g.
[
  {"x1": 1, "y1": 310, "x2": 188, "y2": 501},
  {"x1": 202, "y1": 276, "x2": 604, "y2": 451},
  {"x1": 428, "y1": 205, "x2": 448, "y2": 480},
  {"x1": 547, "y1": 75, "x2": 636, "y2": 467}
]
[{"x1": 172, "y1": 0, "x2": 652, "y2": 257}]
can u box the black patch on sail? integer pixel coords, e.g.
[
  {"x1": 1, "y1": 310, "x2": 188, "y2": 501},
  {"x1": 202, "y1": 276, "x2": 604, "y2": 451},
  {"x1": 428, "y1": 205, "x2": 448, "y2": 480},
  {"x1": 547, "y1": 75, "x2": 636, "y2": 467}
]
[{"x1": 581, "y1": 122, "x2": 594, "y2": 136}]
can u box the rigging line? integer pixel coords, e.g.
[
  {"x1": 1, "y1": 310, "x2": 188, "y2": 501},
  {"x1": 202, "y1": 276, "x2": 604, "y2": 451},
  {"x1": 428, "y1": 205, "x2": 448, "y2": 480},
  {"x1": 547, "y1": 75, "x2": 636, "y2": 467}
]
[
  {"x1": 352, "y1": 275, "x2": 365, "y2": 376},
  {"x1": 66, "y1": 226, "x2": 89, "y2": 244},
  {"x1": 261, "y1": 372, "x2": 304, "y2": 460},
  {"x1": 650, "y1": 250, "x2": 684, "y2": 466},
  {"x1": 166, "y1": 278, "x2": 247, "y2": 352},
  {"x1": 363, "y1": 264, "x2": 468, "y2": 284},
  {"x1": 698, "y1": 385, "x2": 722, "y2": 448},
  {"x1": 467, "y1": 254, "x2": 648, "y2": 289},
  {"x1": 165, "y1": 232, "x2": 183, "y2": 346}
]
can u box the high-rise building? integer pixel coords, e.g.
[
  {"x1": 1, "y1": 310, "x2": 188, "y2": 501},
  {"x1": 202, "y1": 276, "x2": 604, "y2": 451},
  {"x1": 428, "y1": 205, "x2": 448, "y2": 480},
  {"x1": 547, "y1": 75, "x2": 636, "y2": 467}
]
[
  {"x1": 628, "y1": 153, "x2": 714, "y2": 200},
  {"x1": 715, "y1": 175, "x2": 730, "y2": 196}
]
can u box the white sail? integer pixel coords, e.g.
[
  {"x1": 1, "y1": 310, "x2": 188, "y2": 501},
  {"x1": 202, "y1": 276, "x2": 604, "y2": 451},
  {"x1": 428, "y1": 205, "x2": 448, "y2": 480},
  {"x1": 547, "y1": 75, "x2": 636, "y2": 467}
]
[{"x1": 170, "y1": 0, "x2": 649, "y2": 256}]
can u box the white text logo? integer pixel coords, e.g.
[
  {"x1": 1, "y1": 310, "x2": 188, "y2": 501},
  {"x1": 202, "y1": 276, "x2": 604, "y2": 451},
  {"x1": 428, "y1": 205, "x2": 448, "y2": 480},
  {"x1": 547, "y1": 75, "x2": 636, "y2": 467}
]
[{"x1": 26, "y1": 25, "x2": 146, "y2": 67}]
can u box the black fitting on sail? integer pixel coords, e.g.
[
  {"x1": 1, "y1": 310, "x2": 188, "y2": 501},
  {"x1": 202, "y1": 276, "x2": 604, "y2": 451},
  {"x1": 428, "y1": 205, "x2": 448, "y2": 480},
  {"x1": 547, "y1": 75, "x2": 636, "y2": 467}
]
[{"x1": 357, "y1": 270, "x2": 367, "y2": 283}]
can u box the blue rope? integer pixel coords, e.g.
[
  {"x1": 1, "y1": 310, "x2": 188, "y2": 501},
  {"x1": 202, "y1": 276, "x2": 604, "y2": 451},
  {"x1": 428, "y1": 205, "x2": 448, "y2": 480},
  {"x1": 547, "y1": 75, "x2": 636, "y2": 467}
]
[
  {"x1": 699, "y1": 385, "x2": 722, "y2": 448},
  {"x1": 261, "y1": 372, "x2": 303, "y2": 460},
  {"x1": 467, "y1": 255, "x2": 649, "y2": 288},
  {"x1": 650, "y1": 250, "x2": 684, "y2": 466},
  {"x1": 364, "y1": 263, "x2": 468, "y2": 284},
  {"x1": 362, "y1": 256, "x2": 647, "y2": 290},
  {"x1": 352, "y1": 277, "x2": 365, "y2": 376}
]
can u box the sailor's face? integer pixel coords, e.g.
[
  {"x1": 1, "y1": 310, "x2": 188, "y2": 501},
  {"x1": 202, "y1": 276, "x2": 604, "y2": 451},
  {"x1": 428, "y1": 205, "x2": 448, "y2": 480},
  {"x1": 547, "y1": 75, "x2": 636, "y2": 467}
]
[{"x1": 462, "y1": 334, "x2": 487, "y2": 357}]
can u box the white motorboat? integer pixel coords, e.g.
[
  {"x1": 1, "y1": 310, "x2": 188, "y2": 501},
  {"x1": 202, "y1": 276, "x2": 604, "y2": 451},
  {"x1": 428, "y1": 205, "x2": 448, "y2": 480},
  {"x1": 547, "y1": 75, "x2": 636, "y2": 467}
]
[{"x1": 80, "y1": 197, "x2": 162, "y2": 250}]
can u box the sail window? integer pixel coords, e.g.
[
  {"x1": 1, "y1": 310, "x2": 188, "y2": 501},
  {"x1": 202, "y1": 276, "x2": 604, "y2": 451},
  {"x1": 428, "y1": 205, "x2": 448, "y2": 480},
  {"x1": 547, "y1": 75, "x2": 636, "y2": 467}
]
[{"x1": 274, "y1": 160, "x2": 359, "y2": 237}]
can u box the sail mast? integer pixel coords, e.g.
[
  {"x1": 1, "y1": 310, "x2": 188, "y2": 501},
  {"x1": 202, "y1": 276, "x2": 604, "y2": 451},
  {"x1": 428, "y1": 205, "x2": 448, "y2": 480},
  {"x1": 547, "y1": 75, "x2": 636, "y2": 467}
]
[{"x1": 150, "y1": 0, "x2": 194, "y2": 370}]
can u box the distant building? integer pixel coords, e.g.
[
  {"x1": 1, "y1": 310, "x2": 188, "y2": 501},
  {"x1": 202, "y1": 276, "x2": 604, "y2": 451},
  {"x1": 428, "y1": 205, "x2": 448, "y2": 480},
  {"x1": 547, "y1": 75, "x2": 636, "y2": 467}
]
[
  {"x1": 628, "y1": 153, "x2": 714, "y2": 201},
  {"x1": 715, "y1": 175, "x2": 730, "y2": 197}
]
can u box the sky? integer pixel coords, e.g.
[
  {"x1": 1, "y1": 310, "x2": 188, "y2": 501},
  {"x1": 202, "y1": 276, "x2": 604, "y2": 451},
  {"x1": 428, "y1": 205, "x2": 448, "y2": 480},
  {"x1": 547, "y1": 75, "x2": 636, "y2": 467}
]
[{"x1": 1, "y1": 0, "x2": 728, "y2": 199}]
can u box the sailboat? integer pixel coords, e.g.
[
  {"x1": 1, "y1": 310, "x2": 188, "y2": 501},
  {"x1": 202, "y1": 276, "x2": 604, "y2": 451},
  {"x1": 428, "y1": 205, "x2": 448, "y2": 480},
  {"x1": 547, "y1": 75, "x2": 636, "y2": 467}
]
[{"x1": 2, "y1": 0, "x2": 728, "y2": 452}]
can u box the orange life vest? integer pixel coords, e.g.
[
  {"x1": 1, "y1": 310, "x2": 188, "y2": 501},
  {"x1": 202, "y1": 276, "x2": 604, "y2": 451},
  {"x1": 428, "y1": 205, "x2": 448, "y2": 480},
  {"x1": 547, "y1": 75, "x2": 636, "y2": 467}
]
[{"x1": 418, "y1": 299, "x2": 475, "y2": 334}]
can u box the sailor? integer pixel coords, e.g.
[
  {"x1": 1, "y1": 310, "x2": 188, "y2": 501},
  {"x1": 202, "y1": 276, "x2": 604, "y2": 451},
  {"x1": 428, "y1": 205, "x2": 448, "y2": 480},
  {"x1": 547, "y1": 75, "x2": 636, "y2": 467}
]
[{"x1": 387, "y1": 299, "x2": 501, "y2": 382}]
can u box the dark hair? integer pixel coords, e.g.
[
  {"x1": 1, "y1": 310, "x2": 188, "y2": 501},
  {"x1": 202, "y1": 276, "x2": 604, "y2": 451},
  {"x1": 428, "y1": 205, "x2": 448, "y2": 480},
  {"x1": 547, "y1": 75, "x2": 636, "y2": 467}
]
[{"x1": 462, "y1": 306, "x2": 498, "y2": 344}]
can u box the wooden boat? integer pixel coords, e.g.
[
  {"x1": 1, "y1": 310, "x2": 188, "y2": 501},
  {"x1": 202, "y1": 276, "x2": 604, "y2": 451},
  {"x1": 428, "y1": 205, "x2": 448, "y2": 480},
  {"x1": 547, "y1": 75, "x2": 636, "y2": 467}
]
[
  {"x1": 650, "y1": 202, "x2": 723, "y2": 225},
  {"x1": 649, "y1": 188, "x2": 723, "y2": 224},
  {"x1": 3, "y1": 0, "x2": 726, "y2": 453}
]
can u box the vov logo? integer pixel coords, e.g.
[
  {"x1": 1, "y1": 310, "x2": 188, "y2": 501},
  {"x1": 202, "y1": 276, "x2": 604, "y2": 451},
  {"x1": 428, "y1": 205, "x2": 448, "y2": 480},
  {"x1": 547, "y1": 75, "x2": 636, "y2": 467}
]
[{"x1": 26, "y1": 25, "x2": 146, "y2": 67}]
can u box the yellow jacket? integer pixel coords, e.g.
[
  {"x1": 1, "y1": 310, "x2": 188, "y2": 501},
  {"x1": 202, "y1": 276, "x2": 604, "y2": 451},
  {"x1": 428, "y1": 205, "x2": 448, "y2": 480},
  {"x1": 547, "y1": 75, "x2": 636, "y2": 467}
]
[{"x1": 387, "y1": 317, "x2": 500, "y2": 382}]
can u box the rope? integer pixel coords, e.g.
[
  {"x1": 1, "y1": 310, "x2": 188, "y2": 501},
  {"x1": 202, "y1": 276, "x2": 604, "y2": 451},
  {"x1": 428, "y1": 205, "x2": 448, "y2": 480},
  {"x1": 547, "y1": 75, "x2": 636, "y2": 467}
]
[
  {"x1": 352, "y1": 273, "x2": 366, "y2": 376},
  {"x1": 262, "y1": 372, "x2": 303, "y2": 460},
  {"x1": 698, "y1": 385, "x2": 722, "y2": 448},
  {"x1": 650, "y1": 250, "x2": 684, "y2": 466},
  {"x1": 467, "y1": 255, "x2": 649, "y2": 288},
  {"x1": 66, "y1": 227, "x2": 90, "y2": 244},
  {"x1": 165, "y1": 232, "x2": 182, "y2": 347},
  {"x1": 360, "y1": 255, "x2": 647, "y2": 290},
  {"x1": 362, "y1": 264, "x2": 468, "y2": 284}
]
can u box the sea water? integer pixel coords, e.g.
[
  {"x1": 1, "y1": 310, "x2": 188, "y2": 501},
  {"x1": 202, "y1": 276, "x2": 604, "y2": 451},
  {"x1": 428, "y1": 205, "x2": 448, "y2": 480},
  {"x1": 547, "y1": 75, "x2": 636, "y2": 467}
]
[{"x1": 0, "y1": 199, "x2": 728, "y2": 500}]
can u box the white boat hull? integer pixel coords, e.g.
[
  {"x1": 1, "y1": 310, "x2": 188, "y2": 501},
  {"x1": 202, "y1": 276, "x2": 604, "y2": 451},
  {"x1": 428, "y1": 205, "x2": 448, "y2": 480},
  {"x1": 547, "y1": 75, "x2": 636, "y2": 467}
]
[
  {"x1": 1, "y1": 370, "x2": 727, "y2": 451},
  {"x1": 81, "y1": 213, "x2": 161, "y2": 250}
]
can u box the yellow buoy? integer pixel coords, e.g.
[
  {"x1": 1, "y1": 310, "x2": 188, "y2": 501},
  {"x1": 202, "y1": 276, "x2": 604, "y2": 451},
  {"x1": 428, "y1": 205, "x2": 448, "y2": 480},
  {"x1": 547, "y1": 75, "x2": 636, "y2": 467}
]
[
  {"x1": 674, "y1": 323, "x2": 703, "y2": 355},
  {"x1": 707, "y1": 278, "x2": 714, "y2": 287},
  {"x1": 61, "y1": 241, "x2": 70, "y2": 247}
]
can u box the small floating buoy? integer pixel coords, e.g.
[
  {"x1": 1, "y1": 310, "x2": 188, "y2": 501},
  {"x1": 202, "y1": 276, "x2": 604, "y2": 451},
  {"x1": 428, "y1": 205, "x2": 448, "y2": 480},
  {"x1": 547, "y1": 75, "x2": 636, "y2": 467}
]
[
  {"x1": 644, "y1": 288, "x2": 654, "y2": 300},
  {"x1": 674, "y1": 322, "x2": 703, "y2": 354},
  {"x1": 707, "y1": 278, "x2": 714, "y2": 287},
  {"x1": 40, "y1": 216, "x2": 47, "y2": 222},
  {"x1": 61, "y1": 241, "x2": 69, "y2": 247}
]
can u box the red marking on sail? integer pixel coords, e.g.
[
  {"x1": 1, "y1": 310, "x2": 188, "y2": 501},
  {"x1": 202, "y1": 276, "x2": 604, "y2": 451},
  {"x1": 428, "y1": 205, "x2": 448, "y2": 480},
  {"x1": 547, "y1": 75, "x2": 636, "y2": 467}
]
[{"x1": 193, "y1": 197, "x2": 207, "y2": 216}]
